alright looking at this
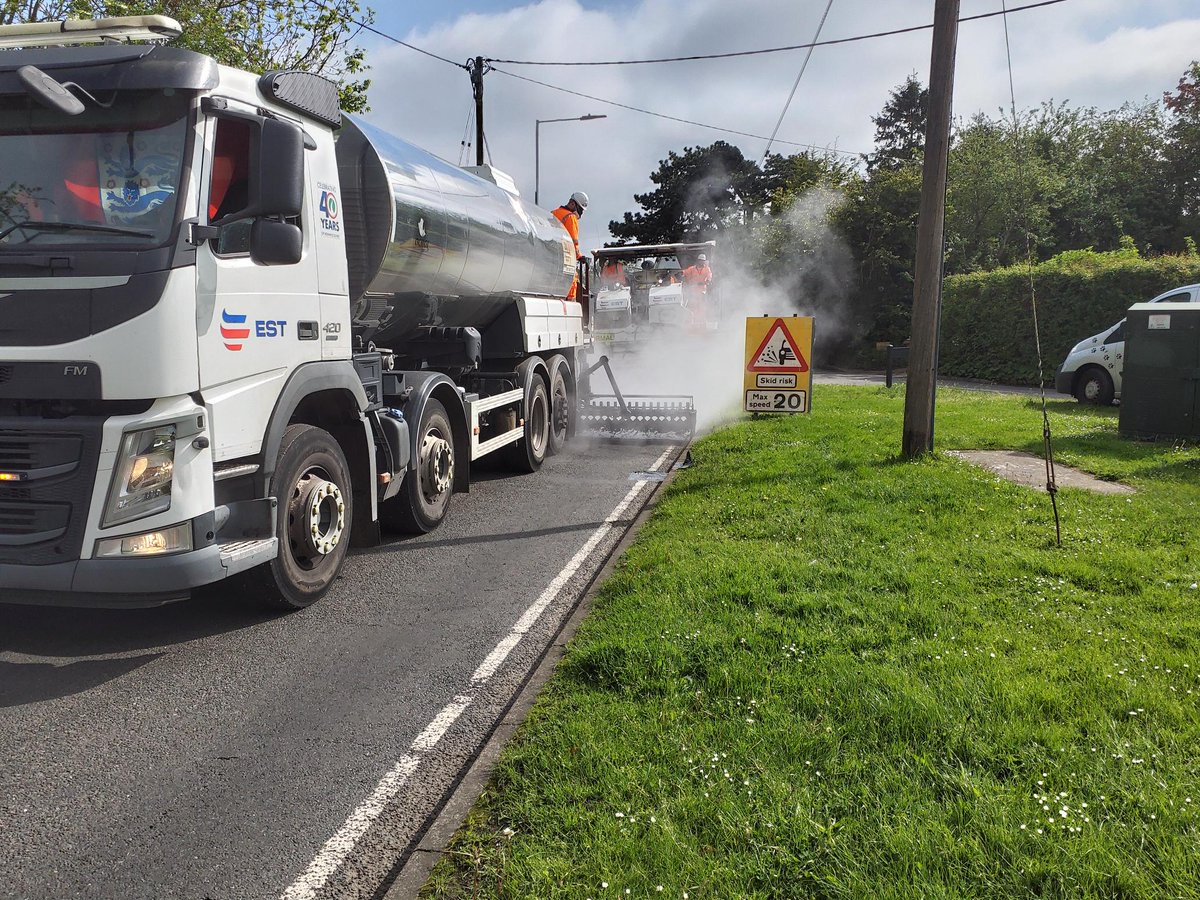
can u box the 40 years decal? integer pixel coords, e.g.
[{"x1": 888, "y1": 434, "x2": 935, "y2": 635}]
[{"x1": 318, "y1": 183, "x2": 341, "y2": 235}]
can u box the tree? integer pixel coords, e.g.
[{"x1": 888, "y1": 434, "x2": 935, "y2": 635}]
[
  {"x1": 832, "y1": 164, "x2": 922, "y2": 341},
  {"x1": 944, "y1": 100, "x2": 1177, "y2": 271},
  {"x1": 760, "y1": 150, "x2": 855, "y2": 207},
  {"x1": 608, "y1": 141, "x2": 768, "y2": 245},
  {"x1": 865, "y1": 74, "x2": 928, "y2": 173},
  {"x1": 1, "y1": 0, "x2": 70, "y2": 24},
  {"x1": 1165, "y1": 60, "x2": 1200, "y2": 242},
  {"x1": 751, "y1": 150, "x2": 855, "y2": 279},
  {"x1": 1057, "y1": 101, "x2": 1174, "y2": 253},
  {"x1": 945, "y1": 110, "x2": 1065, "y2": 272},
  {"x1": 1, "y1": 0, "x2": 374, "y2": 112}
]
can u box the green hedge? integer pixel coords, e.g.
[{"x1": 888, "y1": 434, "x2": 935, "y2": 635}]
[{"x1": 940, "y1": 250, "x2": 1200, "y2": 385}]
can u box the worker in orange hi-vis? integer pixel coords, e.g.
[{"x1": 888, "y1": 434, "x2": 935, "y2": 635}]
[
  {"x1": 552, "y1": 191, "x2": 588, "y2": 300},
  {"x1": 600, "y1": 258, "x2": 626, "y2": 288},
  {"x1": 681, "y1": 252, "x2": 713, "y2": 326}
]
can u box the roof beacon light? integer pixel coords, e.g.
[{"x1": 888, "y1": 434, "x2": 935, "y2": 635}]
[{"x1": 0, "y1": 15, "x2": 182, "y2": 50}]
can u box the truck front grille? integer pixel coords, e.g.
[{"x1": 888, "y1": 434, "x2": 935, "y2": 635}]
[
  {"x1": 0, "y1": 501, "x2": 70, "y2": 543},
  {"x1": 0, "y1": 433, "x2": 80, "y2": 473},
  {"x1": 0, "y1": 419, "x2": 101, "y2": 566}
]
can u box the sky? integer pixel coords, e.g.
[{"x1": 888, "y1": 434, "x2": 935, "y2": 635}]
[{"x1": 353, "y1": 0, "x2": 1200, "y2": 252}]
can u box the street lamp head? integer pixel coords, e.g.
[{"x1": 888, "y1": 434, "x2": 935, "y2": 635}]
[{"x1": 534, "y1": 113, "x2": 606, "y2": 206}]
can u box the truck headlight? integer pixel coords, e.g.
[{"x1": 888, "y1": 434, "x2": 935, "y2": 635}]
[
  {"x1": 102, "y1": 425, "x2": 177, "y2": 527},
  {"x1": 96, "y1": 522, "x2": 192, "y2": 558}
]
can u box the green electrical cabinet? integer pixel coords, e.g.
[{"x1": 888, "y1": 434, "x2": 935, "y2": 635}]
[{"x1": 1119, "y1": 302, "x2": 1200, "y2": 439}]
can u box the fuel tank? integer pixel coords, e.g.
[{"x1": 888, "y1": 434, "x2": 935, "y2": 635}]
[{"x1": 335, "y1": 115, "x2": 576, "y2": 344}]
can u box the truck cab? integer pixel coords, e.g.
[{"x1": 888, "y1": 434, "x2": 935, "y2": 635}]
[{"x1": 0, "y1": 17, "x2": 586, "y2": 609}]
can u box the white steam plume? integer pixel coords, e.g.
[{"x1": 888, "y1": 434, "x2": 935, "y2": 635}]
[{"x1": 590, "y1": 186, "x2": 856, "y2": 434}]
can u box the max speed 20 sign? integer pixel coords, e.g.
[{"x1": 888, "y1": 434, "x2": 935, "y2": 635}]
[{"x1": 743, "y1": 316, "x2": 813, "y2": 414}]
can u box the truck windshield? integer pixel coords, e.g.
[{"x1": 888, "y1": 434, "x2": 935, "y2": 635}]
[{"x1": 0, "y1": 89, "x2": 189, "y2": 248}]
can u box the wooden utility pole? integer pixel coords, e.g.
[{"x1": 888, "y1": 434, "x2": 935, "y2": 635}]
[
  {"x1": 902, "y1": 0, "x2": 959, "y2": 458},
  {"x1": 470, "y1": 56, "x2": 485, "y2": 166}
]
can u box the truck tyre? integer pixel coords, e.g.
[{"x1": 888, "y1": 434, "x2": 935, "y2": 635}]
[
  {"x1": 1074, "y1": 367, "x2": 1114, "y2": 406},
  {"x1": 505, "y1": 374, "x2": 550, "y2": 473},
  {"x1": 247, "y1": 424, "x2": 352, "y2": 610},
  {"x1": 383, "y1": 397, "x2": 455, "y2": 534},
  {"x1": 547, "y1": 356, "x2": 572, "y2": 455}
]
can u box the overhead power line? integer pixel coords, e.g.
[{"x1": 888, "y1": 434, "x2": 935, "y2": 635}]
[
  {"x1": 484, "y1": 0, "x2": 1068, "y2": 66},
  {"x1": 354, "y1": 18, "x2": 467, "y2": 69},
  {"x1": 488, "y1": 64, "x2": 862, "y2": 157},
  {"x1": 351, "y1": 10, "x2": 850, "y2": 156},
  {"x1": 347, "y1": 0, "x2": 1066, "y2": 158},
  {"x1": 763, "y1": 0, "x2": 835, "y2": 160}
]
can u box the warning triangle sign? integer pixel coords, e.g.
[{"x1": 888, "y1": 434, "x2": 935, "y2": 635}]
[{"x1": 747, "y1": 319, "x2": 809, "y2": 372}]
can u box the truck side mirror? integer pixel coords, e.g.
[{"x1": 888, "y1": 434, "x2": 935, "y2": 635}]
[
  {"x1": 248, "y1": 118, "x2": 304, "y2": 219},
  {"x1": 250, "y1": 218, "x2": 302, "y2": 266},
  {"x1": 204, "y1": 100, "x2": 305, "y2": 224}
]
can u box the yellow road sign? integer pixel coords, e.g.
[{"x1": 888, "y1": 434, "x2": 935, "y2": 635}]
[{"x1": 743, "y1": 316, "x2": 813, "y2": 413}]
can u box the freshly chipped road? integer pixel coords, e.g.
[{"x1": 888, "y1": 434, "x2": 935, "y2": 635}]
[{"x1": 0, "y1": 437, "x2": 682, "y2": 900}]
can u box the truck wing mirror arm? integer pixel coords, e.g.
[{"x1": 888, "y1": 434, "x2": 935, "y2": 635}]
[{"x1": 188, "y1": 223, "x2": 222, "y2": 245}]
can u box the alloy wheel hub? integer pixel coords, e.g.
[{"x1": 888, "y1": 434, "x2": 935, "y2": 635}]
[
  {"x1": 422, "y1": 433, "x2": 453, "y2": 498},
  {"x1": 291, "y1": 475, "x2": 345, "y2": 556}
]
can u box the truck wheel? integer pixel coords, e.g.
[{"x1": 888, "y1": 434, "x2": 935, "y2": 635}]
[
  {"x1": 547, "y1": 359, "x2": 571, "y2": 455},
  {"x1": 383, "y1": 398, "x2": 455, "y2": 534},
  {"x1": 1074, "y1": 367, "x2": 1114, "y2": 406},
  {"x1": 505, "y1": 375, "x2": 550, "y2": 473},
  {"x1": 248, "y1": 424, "x2": 352, "y2": 610}
]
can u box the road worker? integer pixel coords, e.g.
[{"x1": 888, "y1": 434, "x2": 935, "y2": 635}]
[
  {"x1": 553, "y1": 190, "x2": 588, "y2": 300},
  {"x1": 599, "y1": 257, "x2": 626, "y2": 288},
  {"x1": 681, "y1": 252, "x2": 713, "y2": 326},
  {"x1": 681, "y1": 253, "x2": 712, "y2": 291}
]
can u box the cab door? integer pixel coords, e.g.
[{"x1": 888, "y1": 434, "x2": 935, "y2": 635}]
[{"x1": 195, "y1": 102, "x2": 322, "y2": 462}]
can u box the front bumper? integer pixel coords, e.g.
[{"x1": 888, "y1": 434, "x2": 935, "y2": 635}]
[
  {"x1": 1054, "y1": 366, "x2": 1073, "y2": 396},
  {"x1": 0, "y1": 542, "x2": 226, "y2": 607},
  {"x1": 0, "y1": 500, "x2": 276, "y2": 607}
]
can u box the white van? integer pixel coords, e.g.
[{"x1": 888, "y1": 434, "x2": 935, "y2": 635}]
[{"x1": 1055, "y1": 284, "x2": 1200, "y2": 404}]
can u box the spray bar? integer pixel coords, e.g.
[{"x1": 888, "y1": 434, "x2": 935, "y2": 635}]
[{"x1": 580, "y1": 355, "x2": 696, "y2": 438}]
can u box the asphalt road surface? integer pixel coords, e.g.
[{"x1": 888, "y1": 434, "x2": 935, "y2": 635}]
[{"x1": 0, "y1": 437, "x2": 684, "y2": 900}]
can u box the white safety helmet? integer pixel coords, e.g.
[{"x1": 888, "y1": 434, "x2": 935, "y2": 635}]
[
  {"x1": 697, "y1": 253, "x2": 707, "y2": 261},
  {"x1": 571, "y1": 191, "x2": 589, "y2": 210}
]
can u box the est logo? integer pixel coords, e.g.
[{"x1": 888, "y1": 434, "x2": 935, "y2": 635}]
[
  {"x1": 256, "y1": 320, "x2": 288, "y2": 338},
  {"x1": 221, "y1": 309, "x2": 287, "y2": 351},
  {"x1": 319, "y1": 189, "x2": 341, "y2": 233}
]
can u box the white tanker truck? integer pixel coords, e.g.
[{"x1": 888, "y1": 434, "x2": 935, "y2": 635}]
[{"x1": 0, "y1": 16, "x2": 679, "y2": 609}]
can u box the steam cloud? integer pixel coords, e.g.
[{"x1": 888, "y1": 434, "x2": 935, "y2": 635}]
[{"x1": 589, "y1": 186, "x2": 856, "y2": 434}]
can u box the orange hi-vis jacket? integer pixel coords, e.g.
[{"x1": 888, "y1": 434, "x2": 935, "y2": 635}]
[
  {"x1": 553, "y1": 205, "x2": 582, "y2": 300},
  {"x1": 682, "y1": 263, "x2": 713, "y2": 290}
]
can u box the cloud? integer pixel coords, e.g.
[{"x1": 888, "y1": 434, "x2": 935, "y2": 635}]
[{"x1": 359, "y1": 0, "x2": 1200, "y2": 249}]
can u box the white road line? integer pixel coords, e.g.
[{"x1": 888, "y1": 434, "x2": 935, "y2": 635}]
[
  {"x1": 471, "y1": 632, "x2": 524, "y2": 684},
  {"x1": 281, "y1": 696, "x2": 474, "y2": 900},
  {"x1": 648, "y1": 446, "x2": 677, "y2": 474},
  {"x1": 280, "y1": 444, "x2": 676, "y2": 900},
  {"x1": 281, "y1": 754, "x2": 421, "y2": 900},
  {"x1": 411, "y1": 695, "x2": 472, "y2": 753},
  {"x1": 472, "y1": 444, "x2": 676, "y2": 684}
]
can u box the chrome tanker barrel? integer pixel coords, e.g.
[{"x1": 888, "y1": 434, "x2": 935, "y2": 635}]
[{"x1": 335, "y1": 115, "x2": 576, "y2": 347}]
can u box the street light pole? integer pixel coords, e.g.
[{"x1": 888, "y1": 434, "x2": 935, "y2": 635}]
[{"x1": 534, "y1": 113, "x2": 607, "y2": 207}]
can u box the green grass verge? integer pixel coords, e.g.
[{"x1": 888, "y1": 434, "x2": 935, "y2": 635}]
[{"x1": 423, "y1": 387, "x2": 1200, "y2": 900}]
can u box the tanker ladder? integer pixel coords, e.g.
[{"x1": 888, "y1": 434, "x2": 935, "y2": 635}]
[{"x1": 579, "y1": 355, "x2": 696, "y2": 440}]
